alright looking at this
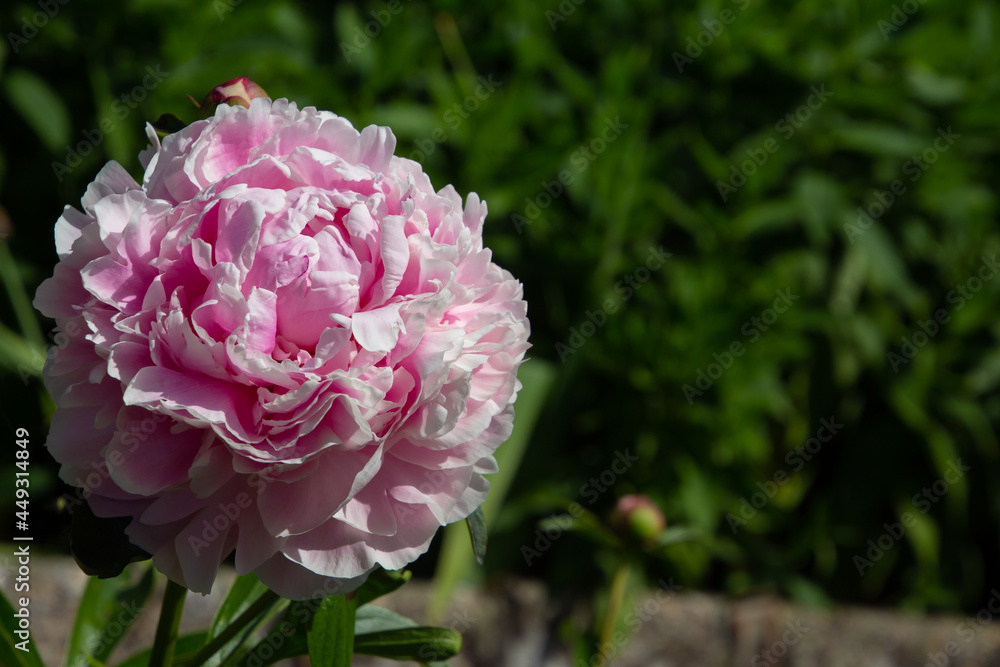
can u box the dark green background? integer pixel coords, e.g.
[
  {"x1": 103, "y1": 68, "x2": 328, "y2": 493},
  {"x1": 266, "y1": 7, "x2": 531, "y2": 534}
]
[{"x1": 1, "y1": 0, "x2": 998, "y2": 616}]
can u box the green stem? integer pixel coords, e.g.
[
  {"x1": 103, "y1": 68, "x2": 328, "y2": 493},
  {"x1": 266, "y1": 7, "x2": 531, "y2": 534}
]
[
  {"x1": 150, "y1": 579, "x2": 188, "y2": 667},
  {"x1": 175, "y1": 590, "x2": 281, "y2": 667},
  {"x1": 598, "y1": 562, "x2": 630, "y2": 662}
]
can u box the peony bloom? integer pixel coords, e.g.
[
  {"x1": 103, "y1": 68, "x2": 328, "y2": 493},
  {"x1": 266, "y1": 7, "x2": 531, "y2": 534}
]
[{"x1": 35, "y1": 95, "x2": 529, "y2": 599}]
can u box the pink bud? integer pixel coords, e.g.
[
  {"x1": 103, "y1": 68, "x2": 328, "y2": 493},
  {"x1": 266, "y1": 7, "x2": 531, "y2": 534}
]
[
  {"x1": 201, "y1": 77, "x2": 268, "y2": 112},
  {"x1": 612, "y1": 494, "x2": 666, "y2": 544}
]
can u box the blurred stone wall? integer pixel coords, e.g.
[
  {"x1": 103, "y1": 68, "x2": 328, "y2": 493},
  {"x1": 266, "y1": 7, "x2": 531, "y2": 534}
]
[{"x1": 20, "y1": 556, "x2": 1000, "y2": 667}]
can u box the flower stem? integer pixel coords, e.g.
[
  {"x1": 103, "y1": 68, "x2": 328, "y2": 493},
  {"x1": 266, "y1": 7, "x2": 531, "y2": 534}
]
[
  {"x1": 175, "y1": 590, "x2": 281, "y2": 666},
  {"x1": 150, "y1": 579, "x2": 188, "y2": 667},
  {"x1": 598, "y1": 561, "x2": 630, "y2": 661}
]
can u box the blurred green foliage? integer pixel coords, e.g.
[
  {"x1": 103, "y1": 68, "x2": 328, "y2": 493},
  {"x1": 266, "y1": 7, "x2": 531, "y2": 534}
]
[{"x1": 1, "y1": 0, "x2": 999, "y2": 615}]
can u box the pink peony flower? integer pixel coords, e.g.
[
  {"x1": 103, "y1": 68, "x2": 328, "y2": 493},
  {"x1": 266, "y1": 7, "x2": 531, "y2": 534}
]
[{"x1": 35, "y1": 95, "x2": 529, "y2": 599}]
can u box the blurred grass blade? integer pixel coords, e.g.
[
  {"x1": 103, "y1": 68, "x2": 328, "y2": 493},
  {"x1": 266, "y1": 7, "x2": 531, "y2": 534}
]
[
  {"x1": 0, "y1": 588, "x2": 44, "y2": 667},
  {"x1": 0, "y1": 241, "x2": 45, "y2": 348},
  {"x1": 3, "y1": 68, "x2": 70, "y2": 154},
  {"x1": 66, "y1": 565, "x2": 154, "y2": 667},
  {"x1": 0, "y1": 321, "x2": 45, "y2": 382},
  {"x1": 430, "y1": 358, "x2": 556, "y2": 620},
  {"x1": 202, "y1": 573, "x2": 270, "y2": 667}
]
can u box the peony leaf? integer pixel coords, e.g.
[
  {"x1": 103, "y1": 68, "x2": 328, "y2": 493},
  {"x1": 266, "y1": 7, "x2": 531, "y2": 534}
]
[
  {"x1": 234, "y1": 601, "x2": 433, "y2": 666},
  {"x1": 66, "y1": 564, "x2": 154, "y2": 667},
  {"x1": 116, "y1": 633, "x2": 208, "y2": 667},
  {"x1": 355, "y1": 566, "x2": 412, "y2": 607},
  {"x1": 173, "y1": 590, "x2": 281, "y2": 667},
  {"x1": 465, "y1": 506, "x2": 488, "y2": 565},
  {"x1": 354, "y1": 604, "x2": 417, "y2": 635},
  {"x1": 354, "y1": 626, "x2": 462, "y2": 661},
  {"x1": 202, "y1": 573, "x2": 271, "y2": 667},
  {"x1": 70, "y1": 502, "x2": 151, "y2": 579},
  {"x1": 0, "y1": 588, "x2": 45, "y2": 667},
  {"x1": 307, "y1": 593, "x2": 357, "y2": 667}
]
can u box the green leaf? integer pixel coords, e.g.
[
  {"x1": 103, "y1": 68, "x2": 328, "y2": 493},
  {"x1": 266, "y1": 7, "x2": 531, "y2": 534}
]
[
  {"x1": 354, "y1": 626, "x2": 461, "y2": 661},
  {"x1": 0, "y1": 587, "x2": 44, "y2": 667},
  {"x1": 538, "y1": 507, "x2": 621, "y2": 548},
  {"x1": 236, "y1": 598, "x2": 317, "y2": 666},
  {"x1": 355, "y1": 566, "x2": 412, "y2": 607},
  {"x1": 202, "y1": 574, "x2": 270, "y2": 667},
  {"x1": 653, "y1": 526, "x2": 702, "y2": 548},
  {"x1": 307, "y1": 594, "x2": 357, "y2": 667},
  {"x1": 116, "y1": 633, "x2": 208, "y2": 667},
  {"x1": 0, "y1": 320, "x2": 45, "y2": 381},
  {"x1": 70, "y1": 502, "x2": 151, "y2": 579},
  {"x1": 239, "y1": 602, "x2": 437, "y2": 666},
  {"x1": 66, "y1": 565, "x2": 154, "y2": 667},
  {"x1": 354, "y1": 605, "x2": 418, "y2": 634},
  {"x1": 2, "y1": 68, "x2": 70, "y2": 154},
  {"x1": 465, "y1": 506, "x2": 488, "y2": 565},
  {"x1": 832, "y1": 123, "x2": 928, "y2": 158},
  {"x1": 151, "y1": 113, "x2": 187, "y2": 138}
]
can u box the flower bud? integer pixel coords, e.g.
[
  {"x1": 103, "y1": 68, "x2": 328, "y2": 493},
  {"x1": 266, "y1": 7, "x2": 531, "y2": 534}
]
[
  {"x1": 200, "y1": 77, "x2": 268, "y2": 113},
  {"x1": 612, "y1": 494, "x2": 666, "y2": 545}
]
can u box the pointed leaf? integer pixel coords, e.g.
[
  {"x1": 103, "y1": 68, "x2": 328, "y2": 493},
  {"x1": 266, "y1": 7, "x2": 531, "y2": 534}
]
[
  {"x1": 308, "y1": 594, "x2": 357, "y2": 667},
  {"x1": 465, "y1": 506, "x2": 488, "y2": 565},
  {"x1": 199, "y1": 574, "x2": 271, "y2": 667},
  {"x1": 66, "y1": 565, "x2": 154, "y2": 666},
  {"x1": 354, "y1": 604, "x2": 417, "y2": 634},
  {"x1": 354, "y1": 626, "x2": 461, "y2": 661}
]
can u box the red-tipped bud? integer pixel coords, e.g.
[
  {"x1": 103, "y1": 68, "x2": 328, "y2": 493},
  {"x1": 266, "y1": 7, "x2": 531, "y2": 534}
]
[{"x1": 201, "y1": 77, "x2": 268, "y2": 113}]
